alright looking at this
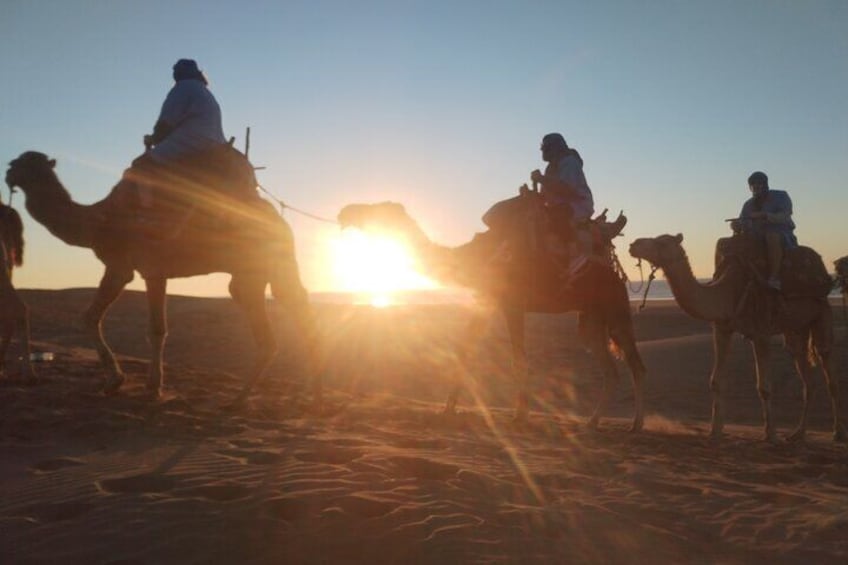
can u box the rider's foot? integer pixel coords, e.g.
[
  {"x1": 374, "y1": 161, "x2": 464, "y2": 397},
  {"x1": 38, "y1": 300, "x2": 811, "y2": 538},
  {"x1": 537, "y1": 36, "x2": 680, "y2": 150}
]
[{"x1": 766, "y1": 276, "x2": 782, "y2": 291}]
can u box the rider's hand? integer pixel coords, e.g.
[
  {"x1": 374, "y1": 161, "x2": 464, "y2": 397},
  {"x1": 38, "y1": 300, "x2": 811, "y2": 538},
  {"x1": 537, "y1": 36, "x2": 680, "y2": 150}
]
[
  {"x1": 530, "y1": 169, "x2": 543, "y2": 183},
  {"x1": 730, "y1": 220, "x2": 742, "y2": 233},
  {"x1": 143, "y1": 134, "x2": 154, "y2": 149}
]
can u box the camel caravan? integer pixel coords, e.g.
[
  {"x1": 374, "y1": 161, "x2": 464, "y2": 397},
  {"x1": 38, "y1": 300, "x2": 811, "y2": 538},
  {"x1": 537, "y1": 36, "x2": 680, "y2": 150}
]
[
  {"x1": 2, "y1": 59, "x2": 845, "y2": 442},
  {"x1": 4, "y1": 146, "x2": 847, "y2": 441}
]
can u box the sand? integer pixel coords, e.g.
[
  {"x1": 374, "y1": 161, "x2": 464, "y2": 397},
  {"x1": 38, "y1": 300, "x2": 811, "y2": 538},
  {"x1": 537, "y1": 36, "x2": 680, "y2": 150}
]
[{"x1": 1, "y1": 289, "x2": 847, "y2": 564}]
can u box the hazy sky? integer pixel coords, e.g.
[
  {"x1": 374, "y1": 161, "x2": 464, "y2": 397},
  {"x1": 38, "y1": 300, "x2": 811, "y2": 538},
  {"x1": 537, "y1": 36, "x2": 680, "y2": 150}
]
[{"x1": 2, "y1": 1, "x2": 846, "y2": 297}]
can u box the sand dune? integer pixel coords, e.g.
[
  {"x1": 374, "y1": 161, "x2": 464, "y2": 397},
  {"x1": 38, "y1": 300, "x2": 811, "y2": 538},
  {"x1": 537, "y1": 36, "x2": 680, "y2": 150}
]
[{"x1": 1, "y1": 290, "x2": 847, "y2": 564}]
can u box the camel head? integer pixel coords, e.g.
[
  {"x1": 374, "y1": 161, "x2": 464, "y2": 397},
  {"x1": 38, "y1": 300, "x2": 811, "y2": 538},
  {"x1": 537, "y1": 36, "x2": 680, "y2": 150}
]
[
  {"x1": 835, "y1": 256, "x2": 848, "y2": 278},
  {"x1": 337, "y1": 201, "x2": 429, "y2": 245},
  {"x1": 628, "y1": 233, "x2": 686, "y2": 268},
  {"x1": 5, "y1": 151, "x2": 58, "y2": 195},
  {"x1": 835, "y1": 256, "x2": 848, "y2": 293}
]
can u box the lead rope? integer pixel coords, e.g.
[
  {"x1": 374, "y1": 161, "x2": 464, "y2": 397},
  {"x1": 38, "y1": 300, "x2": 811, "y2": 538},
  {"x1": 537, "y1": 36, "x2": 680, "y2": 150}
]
[
  {"x1": 638, "y1": 264, "x2": 660, "y2": 312},
  {"x1": 256, "y1": 182, "x2": 338, "y2": 225}
]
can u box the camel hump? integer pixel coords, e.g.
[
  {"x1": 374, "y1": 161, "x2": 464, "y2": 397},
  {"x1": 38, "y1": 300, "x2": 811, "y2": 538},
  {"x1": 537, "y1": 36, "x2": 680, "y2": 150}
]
[
  {"x1": 481, "y1": 193, "x2": 538, "y2": 232},
  {"x1": 187, "y1": 144, "x2": 259, "y2": 201},
  {"x1": 714, "y1": 235, "x2": 831, "y2": 298},
  {"x1": 782, "y1": 246, "x2": 832, "y2": 298}
]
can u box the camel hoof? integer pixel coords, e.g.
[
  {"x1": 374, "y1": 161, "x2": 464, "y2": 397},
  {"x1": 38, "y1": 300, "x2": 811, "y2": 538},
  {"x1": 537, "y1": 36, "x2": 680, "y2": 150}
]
[
  {"x1": 785, "y1": 429, "x2": 806, "y2": 444},
  {"x1": 103, "y1": 374, "x2": 126, "y2": 395}
]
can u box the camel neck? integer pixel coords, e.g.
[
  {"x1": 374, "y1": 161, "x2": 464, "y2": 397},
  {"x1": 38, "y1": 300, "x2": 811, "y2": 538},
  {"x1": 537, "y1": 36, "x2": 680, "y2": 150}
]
[
  {"x1": 23, "y1": 175, "x2": 96, "y2": 248},
  {"x1": 663, "y1": 253, "x2": 738, "y2": 321}
]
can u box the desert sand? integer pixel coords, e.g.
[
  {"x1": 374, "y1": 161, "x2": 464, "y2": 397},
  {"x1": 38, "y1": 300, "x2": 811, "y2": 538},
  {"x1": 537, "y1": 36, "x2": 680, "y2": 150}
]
[{"x1": 1, "y1": 289, "x2": 847, "y2": 564}]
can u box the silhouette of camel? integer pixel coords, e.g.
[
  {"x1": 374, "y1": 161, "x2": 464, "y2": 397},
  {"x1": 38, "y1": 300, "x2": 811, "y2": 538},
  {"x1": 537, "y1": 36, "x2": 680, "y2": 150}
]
[
  {"x1": 6, "y1": 151, "x2": 319, "y2": 403},
  {"x1": 338, "y1": 196, "x2": 646, "y2": 431},
  {"x1": 630, "y1": 233, "x2": 843, "y2": 442},
  {"x1": 0, "y1": 202, "x2": 32, "y2": 380}
]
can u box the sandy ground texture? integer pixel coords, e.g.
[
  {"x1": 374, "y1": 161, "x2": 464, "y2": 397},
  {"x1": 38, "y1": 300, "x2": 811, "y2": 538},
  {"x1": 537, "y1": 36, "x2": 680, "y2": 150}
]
[{"x1": 1, "y1": 289, "x2": 847, "y2": 564}]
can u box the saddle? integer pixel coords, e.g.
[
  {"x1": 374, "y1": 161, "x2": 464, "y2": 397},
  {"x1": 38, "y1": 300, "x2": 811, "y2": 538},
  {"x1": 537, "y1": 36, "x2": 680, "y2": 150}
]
[
  {"x1": 118, "y1": 144, "x2": 261, "y2": 237},
  {"x1": 715, "y1": 234, "x2": 832, "y2": 299},
  {"x1": 482, "y1": 191, "x2": 626, "y2": 266}
]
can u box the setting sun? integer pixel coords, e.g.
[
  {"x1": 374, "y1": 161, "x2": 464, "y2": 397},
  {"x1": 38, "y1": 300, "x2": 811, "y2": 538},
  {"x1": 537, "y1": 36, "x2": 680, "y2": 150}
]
[{"x1": 329, "y1": 229, "x2": 437, "y2": 306}]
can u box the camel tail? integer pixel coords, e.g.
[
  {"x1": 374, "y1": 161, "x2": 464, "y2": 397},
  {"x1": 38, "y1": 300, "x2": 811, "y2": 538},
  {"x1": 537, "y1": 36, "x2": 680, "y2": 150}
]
[
  {"x1": 807, "y1": 333, "x2": 819, "y2": 368},
  {"x1": 2, "y1": 206, "x2": 24, "y2": 267}
]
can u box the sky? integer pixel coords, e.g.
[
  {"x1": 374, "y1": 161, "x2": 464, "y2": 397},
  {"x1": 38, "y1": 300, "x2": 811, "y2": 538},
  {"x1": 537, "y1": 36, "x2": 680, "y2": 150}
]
[{"x1": 2, "y1": 0, "x2": 846, "y2": 298}]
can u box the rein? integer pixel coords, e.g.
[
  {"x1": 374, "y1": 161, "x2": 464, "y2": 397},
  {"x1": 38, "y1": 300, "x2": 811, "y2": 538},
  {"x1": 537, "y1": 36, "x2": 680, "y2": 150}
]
[
  {"x1": 256, "y1": 182, "x2": 339, "y2": 225},
  {"x1": 638, "y1": 263, "x2": 660, "y2": 312}
]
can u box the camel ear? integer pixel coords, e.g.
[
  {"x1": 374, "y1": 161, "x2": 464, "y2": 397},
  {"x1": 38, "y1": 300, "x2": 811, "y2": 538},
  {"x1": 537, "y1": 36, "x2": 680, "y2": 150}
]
[
  {"x1": 674, "y1": 233, "x2": 683, "y2": 243},
  {"x1": 48, "y1": 159, "x2": 56, "y2": 168}
]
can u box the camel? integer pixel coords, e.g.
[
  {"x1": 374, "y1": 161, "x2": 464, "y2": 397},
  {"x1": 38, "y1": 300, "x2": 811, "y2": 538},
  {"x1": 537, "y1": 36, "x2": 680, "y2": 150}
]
[
  {"x1": 629, "y1": 233, "x2": 844, "y2": 442},
  {"x1": 337, "y1": 197, "x2": 646, "y2": 431},
  {"x1": 835, "y1": 256, "x2": 848, "y2": 301},
  {"x1": 5, "y1": 151, "x2": 319, "y2": 402},
  {"x1": 0, "y1": 202, "x2": 33, "y2": 380}
]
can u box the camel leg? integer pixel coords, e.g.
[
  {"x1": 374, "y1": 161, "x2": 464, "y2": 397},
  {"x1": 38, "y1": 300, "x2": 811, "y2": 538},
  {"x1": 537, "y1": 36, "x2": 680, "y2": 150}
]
[
  {"x1": 585, "y1": 315, "x2": 619, "y2": 430},
  {"x1": 811, "y1": 306, "x2": 845, "y2": 442},
  {"x1": 230, "y1": 275, "x2": 278, "y2": 404},
  {"x1": 751, "y1": 336, "x2": 776, "y2": 442},
  {"x1": 144, "y1": 277, "x2": 167, "y2": 398},
  {"x1": 784, "y1": 332, "x2": 815, "y2": 443},
  {"x1": 0, "y1": 321, "x2": 11, "y2": 378},
  {"x1": 271, "y1": 260, "x2": 322, "y2": 410},
  {"x1": 613, "y1": 331, "x2": 646, "y2": 432},
  {"x1": 444, "y1": 310, "x2": 490, "y2": 415},
  {"x1": 709, "y1": 324, "x2": 733, "y2": 438},
  {"x1": 0, "y1": 290, "x2": 32, "y2": 381},
  {"x1": 84, "y1": 267, "x2": 134, "y2": 394},
  {"x1": 503, "y1": 307, "x2": 529, "y2": 422},
  {"x1": 14, "y1": 299, "x2": 33, "y2": 382}
]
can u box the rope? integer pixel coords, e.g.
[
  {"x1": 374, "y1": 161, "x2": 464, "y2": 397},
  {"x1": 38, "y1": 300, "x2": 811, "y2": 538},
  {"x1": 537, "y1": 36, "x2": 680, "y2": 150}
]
[
  {"x1": 256, "y1": 182, "x2": 338, "y2": 225},
  {"x1": 638, "y1": 265, "x2": 659, "y2": 312}
]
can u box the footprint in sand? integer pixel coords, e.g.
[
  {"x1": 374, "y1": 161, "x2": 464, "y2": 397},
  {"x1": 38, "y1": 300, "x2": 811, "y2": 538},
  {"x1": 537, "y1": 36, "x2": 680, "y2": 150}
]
[
  {"x1": 216, "y1": 448, "x2": 284, "y2": 465},
  {"x1": 24, "y1": 500, "x2": 95, "y2": 523},
  {"x1": 98, "y1": 473, "x2": 179, "y2": 494},
  {"x1": 329, "y1": 495, "x2": 395, "y2": 519},
  {"x1": 294, "y1": 446, "x2": 363, "y2": 465},
  {"x1": 178, "y1": 483, "x2": 251, "y2": 502},
  {"x1": 31, "y1": 457, "x2": 86, "y2": 472},
  {"x1": 388, "y1": 456, "x2": 459, "y2": 481},
  {"x1": 264, "y1": 496, "x2": 314, "y2": 522}
]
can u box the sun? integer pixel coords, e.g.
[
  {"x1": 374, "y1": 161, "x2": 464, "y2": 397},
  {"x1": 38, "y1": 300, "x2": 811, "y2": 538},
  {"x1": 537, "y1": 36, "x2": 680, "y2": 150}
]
[{"x1": 329, "y1": 229, "x2": 436, "y2": 306}]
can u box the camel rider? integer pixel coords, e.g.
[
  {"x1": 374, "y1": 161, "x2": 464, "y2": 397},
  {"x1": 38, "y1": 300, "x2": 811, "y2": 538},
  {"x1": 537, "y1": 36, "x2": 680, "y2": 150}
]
[
  {"x1": 733, "y1": 171, "x2": 797, "y2": 291},
  {"x1": 134, "y1": 59, "x2": 227, "y2": 208},
  {"x1": 530, "y1": 133, "x2": 595, "y2": 276}
]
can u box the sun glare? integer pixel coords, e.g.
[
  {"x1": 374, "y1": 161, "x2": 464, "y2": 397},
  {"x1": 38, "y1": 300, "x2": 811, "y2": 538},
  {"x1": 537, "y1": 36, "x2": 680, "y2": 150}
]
[{"x1": 330, "y1": 229, "x2": 437, "y2": 306}]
